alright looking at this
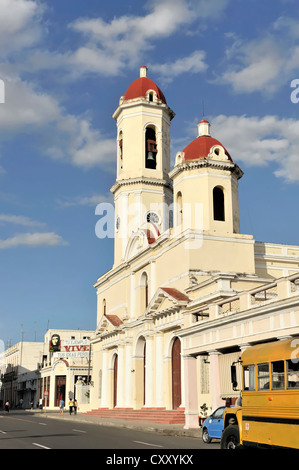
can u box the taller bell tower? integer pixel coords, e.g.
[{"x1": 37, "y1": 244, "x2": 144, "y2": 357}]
[{"x1": 111, "y1": 66, "x2": 175, "y2": 266}]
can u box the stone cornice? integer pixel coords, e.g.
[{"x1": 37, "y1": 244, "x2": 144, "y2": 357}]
[
  {"x1": 110, "y1": 176, "x2": 172, "y2": 194},
  {"x1": 169, "y1": 158, "x2": 243, "y2": 180}
]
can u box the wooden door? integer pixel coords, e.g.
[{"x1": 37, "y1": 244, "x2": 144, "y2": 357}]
[{"x1": 172, "y1": 338, "x2": 181, "y2": 409}]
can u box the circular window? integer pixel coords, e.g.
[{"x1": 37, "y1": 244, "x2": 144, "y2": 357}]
[{"x1": 146, "y1": 211, "x2": 159, "y2": 224}]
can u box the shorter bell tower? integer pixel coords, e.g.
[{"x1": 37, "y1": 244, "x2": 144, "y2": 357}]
[{"x1": 170, "y1": 120, "x2": 243, "y2": 236}]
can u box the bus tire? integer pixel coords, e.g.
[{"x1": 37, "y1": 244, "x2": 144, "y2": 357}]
[{"x1": 220, "y1": 425, "x2": 240, "y2": 449}]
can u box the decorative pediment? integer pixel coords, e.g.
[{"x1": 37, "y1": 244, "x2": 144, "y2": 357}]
[
  {"x1": 96, "y1": 314, "x2": 123, "y2": 335},
  {"x1": 124, "y1": 222, "x2": 160, "y2": 261},
  {"x1": 146, "y1": 286, "x2": 191, "y2": 317}
]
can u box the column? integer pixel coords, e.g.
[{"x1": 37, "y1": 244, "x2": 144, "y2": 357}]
[
  {"x1": 101, "y1": 349, "x2": 109, "y2": 408},
  {"x1": 155, "y1": 334, "x2": 164, "y2": 407},
  {"x1": 116, "y1": 345, "x2": 125, "y2": 407},
  {"x1": 183, "y1": 354, "x2": 199, "y2": 429},
  {"x1": 144, "y1": 335, "x2": 154, "y2": 407},
  {"x1": 209, "y1": 350, "x2": 222, "y2": 410},
  {"x1": 130, "y1": 272, "x2": 135, "y2": 319},
  {"x1": 124, "y1": 342, "x2": 133, "y2": 407}
]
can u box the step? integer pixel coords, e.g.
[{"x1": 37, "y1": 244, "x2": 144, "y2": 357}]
[{"x1": 83, "y1": 407, "x2": 186, "y2": 424}]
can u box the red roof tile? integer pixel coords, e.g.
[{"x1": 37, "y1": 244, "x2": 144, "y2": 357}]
[
  {"x1": 183, "y1": 135, "x2": 232, "y2": 162},
  {"x1": 105, "y1": 314, "x2": 123, "y2": 327},
  {"x1": 124, "y1": 77, "x2": 167, "y2": 104},
  {"x1": 161, "y1": 287, "x2": 190, "y2": 302}
]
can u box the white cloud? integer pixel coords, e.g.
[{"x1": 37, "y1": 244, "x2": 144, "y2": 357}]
[
  {"x1": 222, "y1": 38, "x2": 285, "y2": 93},
  {"x1": 0, "y1": 214, "x2": 45, "y2": 227},
  {"x1": 68, "y1": 0, "x2": 194, "y2": 76},
  {"x1": 0, "y1": 0, "x2": 44, "y2": 58},
  {"x1": 150, "y1": 51, "x2": 208, "y2": 84},
  {"x1": 0, "y1": 232, "x2": 67, "y2": 249},
  {"x1": 57, "y1": 193, "x2": 113, "y2": 208},
  {"x1": 221, "y1": 16, "x2": 299, "y2": 94},
  {"x1": 210, "y1": 114, "x2": 299, "y2": 182},
  {"x1": 0, "y1": 77, "x2": 115, "y2": 169},
  {"x1": 0, "y1": 77, "x2": 60, "y2": 131}
]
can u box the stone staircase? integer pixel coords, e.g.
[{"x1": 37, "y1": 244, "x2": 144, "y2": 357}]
[{"x1": 83, "y1": 407, "x2": 186, "y2": 424}]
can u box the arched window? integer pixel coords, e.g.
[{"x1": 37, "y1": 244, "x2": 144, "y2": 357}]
[
  {"x1": 176, "y1": 191, "x2": 183, "y2": 227},
  {"x1": 145, "y1": 126, "x2": 157, "y2": 169},
  {"x1": 213, "y1": 186, "x2": 225, "y2": 221},
  {"x1": 118, "y1": 131, "x2": 123, "y2": 169},
  {"x1": 140, "y1": 272, "x2": 149, "y2": 310}
]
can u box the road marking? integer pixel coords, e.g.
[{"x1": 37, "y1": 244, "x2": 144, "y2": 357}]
[
  {"x1": 38, "y1": 422, "x2": 47, "y2": 425},
  {"x1": 0, "y1": 430, "x2": 6, "y2": 434},
  {"x1": 133, "y1": 441, "x2": 164, "y2": 448},
  {"x1": 72, "y1": 429, "x2": 87, "y2": 433},
  {"x1": 32, "y1": 443, "x2": 51, "y2": 449}
]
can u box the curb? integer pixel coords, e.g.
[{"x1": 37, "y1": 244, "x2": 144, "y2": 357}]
[{"x1": 35, "y1": 411, "x2": 202, "y2": 439}]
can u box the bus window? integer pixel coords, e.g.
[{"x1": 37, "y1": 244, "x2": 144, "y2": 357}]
[
  {"x1": 271, "y1": 361, "x2": 285, "y2": 389},
  {"x1": 287, "y1": 359, "x2": 299, "y2": 389},
  {"x1": 258, "y1": 363, "x2": 270, "y2": 390},
  {"x1": 243, "y1": 365, "x2": 255, "y2": 390}
]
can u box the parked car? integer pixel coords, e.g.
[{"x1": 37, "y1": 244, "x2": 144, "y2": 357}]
[{"x1": 202, "y1": 406, "x2": 225, "y2": 443}]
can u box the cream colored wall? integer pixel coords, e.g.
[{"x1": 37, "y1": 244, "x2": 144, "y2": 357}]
[
  {"x1": 114, "y1": 102, "x2": 172, "y2": 181},
  {"x1": 172, "y1": 166, "x2": 240, "y2": 235}
]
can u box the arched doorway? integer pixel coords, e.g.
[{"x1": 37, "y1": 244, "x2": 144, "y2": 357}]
[
  {"x1": 172, "y1": 337, "x2": 181, "y2": 410},
  {"x1": 113, "y1": 354, "x2": 118, "y2": 408}
]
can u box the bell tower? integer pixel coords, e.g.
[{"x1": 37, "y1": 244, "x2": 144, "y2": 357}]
[
  {"x1": 170, "y1": 119, "x2": 243, "y2": 236},
  {"x1": 111, "y1": 66, "x2": 175, "y2": 266}
]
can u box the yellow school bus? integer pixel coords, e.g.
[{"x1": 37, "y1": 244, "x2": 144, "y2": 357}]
[{"x1": 221, "y1": 336, "x2": 299, "y2": 449}]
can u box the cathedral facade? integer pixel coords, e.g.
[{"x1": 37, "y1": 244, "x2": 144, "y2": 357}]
[{"x1": 90, "y1": 67, "x2": 299, "y2": 427}]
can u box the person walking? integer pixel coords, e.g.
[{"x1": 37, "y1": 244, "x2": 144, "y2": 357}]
[
  {"x1": 59, "y1": 398, "x2": 64, "y2": 414},
  {"x1": 69, "y1": 398, "x2": 73, "y2": 415},
  {"x1": 73, "y1": 399, "x2": 78, "y2": 415},
  {"x1": 5, "y1": 401, "x2": 9, "y2": 413}
]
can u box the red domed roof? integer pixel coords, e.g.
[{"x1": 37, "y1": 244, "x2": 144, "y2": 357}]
[
  {"x1": 183, "y1": 120, "x2": 232, "y2": 162},
  {"x1": 124, "y1": 67, "x2": 167, "y2": 104},
  {"x1": 183, "y1": 135, "x2": 232, "y2": 162}
]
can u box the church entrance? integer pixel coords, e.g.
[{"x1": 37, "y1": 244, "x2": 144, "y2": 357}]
[{"x1": 172, "y1": 337, "x2": 181, "y2": 409}]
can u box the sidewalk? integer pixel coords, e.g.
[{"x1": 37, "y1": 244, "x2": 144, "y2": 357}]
[{"x1": 25, "y1": 409, "x2": 203, "y2": 439}]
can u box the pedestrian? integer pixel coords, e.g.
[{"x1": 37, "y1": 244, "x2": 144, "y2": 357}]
[
  {"x1": 30, "y1": 400, "x2": 34, "y2": 410},
  {"x1": 73, "y1": 398, "x2": 78, "y2": 415},
  {"x1": 39, "y1": 398, "x2": 43, "y2": 410},
  {"x1": 59, "y1": 398, "x2": 65, "y2": 414},
  {"x1": 19, "y1": 398, "x2": 23, "y2": 409},
  {"x1": 5, "y1": 401, "x2": 9, "y2": 413},
  {"x1": 69, "y1": 398, "x2": 73, "y2": 415}
]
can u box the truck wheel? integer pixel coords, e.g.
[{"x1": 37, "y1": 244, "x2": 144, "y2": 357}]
[{"x1": 220, "y1": 425, "x2": 240, "y2": 449}]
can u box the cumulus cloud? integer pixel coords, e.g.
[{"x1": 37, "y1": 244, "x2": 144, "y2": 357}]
[
  {"x1": 68, "y1": 0, "x2": 194, "y2": 76},
  {"x1": 150, "y1": 51, "x2": 208, "y2": 84},
  {"x1": 210, "y1": 114, "x2": 299, "y2": 182},
  {"x1": 221, "y1": 15, "x2": 299, "y2": 94},
  {"x1": 57, "y1": 193, "x2": 113, "y2": 208},
  {"x1": 0, "y1": 0, "x2": 44, "y2": 58},
  {"x1": 0, "y1": 214, "x2": 45, "y2": 227},
  {"x1": 0, "y1": 232, "x2": 67, "y2": 249}
]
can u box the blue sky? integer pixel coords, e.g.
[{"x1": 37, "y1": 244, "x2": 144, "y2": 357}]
[{"x1": 0, "y1": 0, "x2": 298, "y2": 346}]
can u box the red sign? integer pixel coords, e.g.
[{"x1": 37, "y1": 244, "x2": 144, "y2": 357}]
[{"x1": 44, "y1": 391, "x2": 49, "y2": 397}]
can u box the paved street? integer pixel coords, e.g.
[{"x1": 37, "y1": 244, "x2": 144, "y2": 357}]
[{"x1": 0, "y1": 411, "x2": 220, "y2": 450}]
